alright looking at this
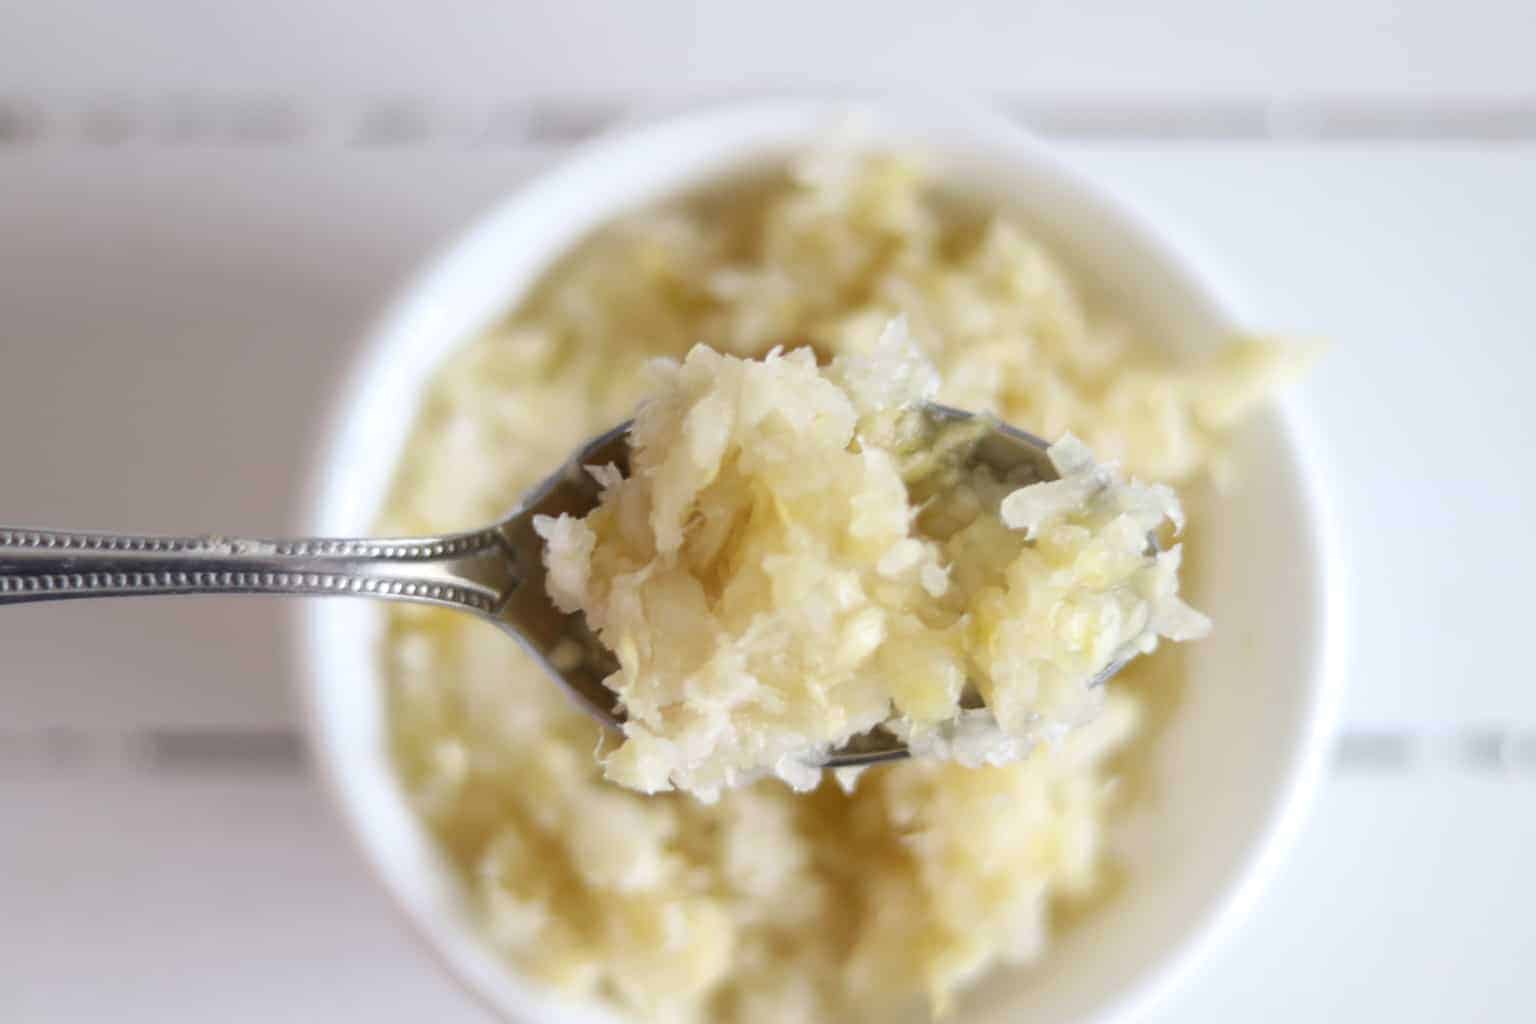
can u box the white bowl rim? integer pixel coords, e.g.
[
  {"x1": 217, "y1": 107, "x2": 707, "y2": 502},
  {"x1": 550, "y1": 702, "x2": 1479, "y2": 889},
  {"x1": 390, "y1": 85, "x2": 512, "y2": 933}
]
[{"x1": 293, "y1": 94, "x2": 1347, "y2": 1024}]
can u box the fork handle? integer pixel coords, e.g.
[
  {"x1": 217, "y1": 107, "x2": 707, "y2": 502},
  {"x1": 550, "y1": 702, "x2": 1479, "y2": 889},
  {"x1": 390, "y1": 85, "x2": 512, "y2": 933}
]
[{"x1": 0, "y1": 525, "x2": 521, "y2": 617}]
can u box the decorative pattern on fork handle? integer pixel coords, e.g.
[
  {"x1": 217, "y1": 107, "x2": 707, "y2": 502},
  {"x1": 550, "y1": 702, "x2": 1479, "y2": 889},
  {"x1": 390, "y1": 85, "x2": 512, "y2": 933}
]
[{"x1": 0, "y1": 526, "x2": 522, "y2": 616}]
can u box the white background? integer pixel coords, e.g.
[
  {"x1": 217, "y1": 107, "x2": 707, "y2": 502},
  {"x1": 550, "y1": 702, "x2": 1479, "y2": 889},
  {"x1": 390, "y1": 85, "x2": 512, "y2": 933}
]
[{"x1": 3, "y1": 3, "x2": 1535, "y2": 1021}]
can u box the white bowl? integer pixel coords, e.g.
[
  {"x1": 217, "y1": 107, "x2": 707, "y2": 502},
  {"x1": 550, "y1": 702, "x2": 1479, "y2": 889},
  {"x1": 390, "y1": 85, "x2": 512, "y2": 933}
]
[{"x1": 298, "y1": 97, "x2": 1345, "y2": 1024}]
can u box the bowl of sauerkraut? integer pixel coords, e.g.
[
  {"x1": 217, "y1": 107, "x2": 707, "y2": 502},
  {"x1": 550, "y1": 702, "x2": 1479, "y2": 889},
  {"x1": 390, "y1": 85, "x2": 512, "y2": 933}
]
[{"x1": 299, "y1": 97, "x2": 1342, "y2": 1024}]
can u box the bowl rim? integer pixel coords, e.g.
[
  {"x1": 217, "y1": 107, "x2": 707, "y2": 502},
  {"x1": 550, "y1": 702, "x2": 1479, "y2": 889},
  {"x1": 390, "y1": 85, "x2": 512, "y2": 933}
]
[{"x1": 294, "y1": 94, "x2": 1346, "y2": 1024}]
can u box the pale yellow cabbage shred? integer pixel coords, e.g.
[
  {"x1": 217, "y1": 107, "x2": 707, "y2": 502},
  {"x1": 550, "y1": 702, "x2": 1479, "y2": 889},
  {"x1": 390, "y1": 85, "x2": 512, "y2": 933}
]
[{"x1": 378, "y1": 153, "x2": 1287, "y2": 1023}]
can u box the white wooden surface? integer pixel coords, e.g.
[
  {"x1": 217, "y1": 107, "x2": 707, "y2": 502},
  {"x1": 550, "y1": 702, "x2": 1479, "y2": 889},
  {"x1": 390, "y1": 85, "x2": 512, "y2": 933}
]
[
  {"x1": 4, "y1": 3, "x2": 1536, "y2": 1020},
  {"x1": 5, "y1": 0, "x2": 1536, "y2": 100}
]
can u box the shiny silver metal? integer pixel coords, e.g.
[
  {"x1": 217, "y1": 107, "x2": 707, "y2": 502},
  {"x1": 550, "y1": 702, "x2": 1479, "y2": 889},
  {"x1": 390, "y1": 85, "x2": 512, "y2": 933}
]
[
  {"x1": 0, "y1": 405, "x2": 1134, "y2": 771},
  {"x1": 0, "y1": 420, "x2": 636, "y2": 750}
]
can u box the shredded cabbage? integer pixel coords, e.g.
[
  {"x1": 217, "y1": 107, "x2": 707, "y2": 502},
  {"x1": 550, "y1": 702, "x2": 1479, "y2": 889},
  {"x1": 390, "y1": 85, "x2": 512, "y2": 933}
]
[
  {"x1": 535, "y1": 335, "x2": 1206, "y2": 800},
  {"x1": 378, "y1": 151, "x2": 1291, "y2": 1024}
]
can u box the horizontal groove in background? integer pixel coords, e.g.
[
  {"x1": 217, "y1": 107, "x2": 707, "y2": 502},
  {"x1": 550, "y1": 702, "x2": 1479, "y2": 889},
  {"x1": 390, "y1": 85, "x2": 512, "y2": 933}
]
[
  {"x1": 139, "y1": 727, "x2": 306, "y2": 772},
  {"x1": 1, "y1": 95, "x2": 1535, "y2": 149},
  {"x1": 3, "y1": 727, "x2": 1536, "y2": 778},
  {"x1": 0, "y1": 727, "x2": 307, "y2": 777}
]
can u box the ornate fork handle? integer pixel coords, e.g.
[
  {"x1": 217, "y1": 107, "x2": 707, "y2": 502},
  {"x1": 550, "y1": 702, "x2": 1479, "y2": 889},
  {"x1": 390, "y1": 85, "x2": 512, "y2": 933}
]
[{"x1": 0, "y1": 525, "x2": 522, "y2": 618}]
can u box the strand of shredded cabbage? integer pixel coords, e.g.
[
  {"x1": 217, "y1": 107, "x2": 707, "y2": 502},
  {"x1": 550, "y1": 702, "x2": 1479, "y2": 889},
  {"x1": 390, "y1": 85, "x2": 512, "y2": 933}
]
[{"x1": 378, "y1": 152, "x2": 1299, "y2": 1024}]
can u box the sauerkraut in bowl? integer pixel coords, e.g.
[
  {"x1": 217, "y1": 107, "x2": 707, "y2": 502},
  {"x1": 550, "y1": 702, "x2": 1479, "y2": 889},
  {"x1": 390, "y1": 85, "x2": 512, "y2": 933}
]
[{"x1": 301, "y1": 99, "x2": 1339, "y2": 1024}]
